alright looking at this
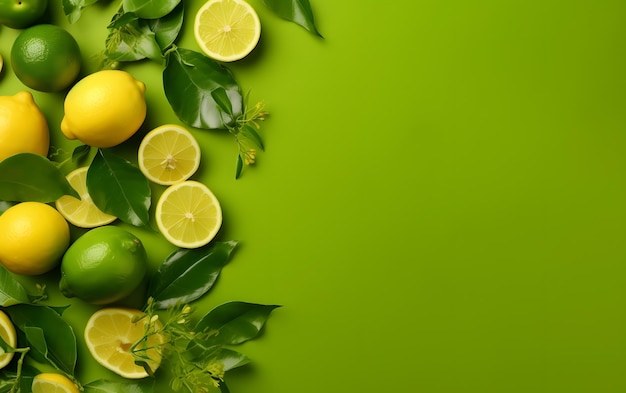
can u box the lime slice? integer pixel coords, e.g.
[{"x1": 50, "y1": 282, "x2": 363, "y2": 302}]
[
  {"x1": 138, "y1": 124, "x2": 201, "y2": 185},
  {"x1": 194, "y1": 0, "x2": 261, "y2": 62},
  {"x1": 0, "y1": 310, "x2": 15, "y2": 369},
  {"x1": 156, "y1": 181, "x2": 223, "y2": 248}
]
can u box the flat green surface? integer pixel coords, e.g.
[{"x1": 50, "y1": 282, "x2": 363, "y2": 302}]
[{"x1": 1, "y1": 1, "x2": 626, "y2": 392}]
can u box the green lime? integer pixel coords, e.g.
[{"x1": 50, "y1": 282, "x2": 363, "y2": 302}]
[
  {"x1": 10, "y1": 24, "x2": 81, "y2": 92},
  {"x1": 0, "y1": 0, "x2": 48, "y2": 29},
  {"x1": 59, "y1": 226, "x2": 147, "y2": 305}
]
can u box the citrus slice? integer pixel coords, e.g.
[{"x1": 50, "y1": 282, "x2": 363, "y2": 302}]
[
  {"x1": 84, "y1": 308, "x2": 164, "y2": 379},
  {"x1": 32, "y1": 373, "x2": 80, "y2": 393},
  {"x1": 156, "y1": 180, "x2": 223, "y2": 248},
  {"x1": 55, "y1": 167, "x2": 117, "y2": 228},
  {"x1": 194, "y1": 0, "x2": 261, "y2": 62},
  {"x1": 0, "y1": 310, "x2": 16, "y2": 369},
  {"x1": 138, "y1": 124, "x2": 201, "y2": 186}
]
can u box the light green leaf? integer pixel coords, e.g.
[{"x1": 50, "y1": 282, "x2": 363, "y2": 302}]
[
  {"x1": 62, "y1": 0, "x2": 100, "y2": 23},
  {"x1": 0, "y1": 265, "x2": 30, "y2": 306},
  {"x1": 122, "y1": 0, "x2": 181, "y2": 19}
]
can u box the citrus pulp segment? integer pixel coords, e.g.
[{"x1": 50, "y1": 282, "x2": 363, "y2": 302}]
[
  {"x1": 55, "y1": 167, "x2": 117, "y2": 228},
  {"x1": 138, "y1": 124, "x2": 201, "y2": 185},
  {"x1": 0, "y1": 311, "x2": 16, "y2": 369},
  {"x1": 84, "y1": 308, "x2": 164, "y2": 379},
  {"x1": 31, "y1": 373, "x2": 80, "y2": 393},
  {"x1": 194, "y1": 0, "x2": 261, "y2": 62},
  {"x1": 156, "y1": 180, "x2": 223, "y2": 248}
]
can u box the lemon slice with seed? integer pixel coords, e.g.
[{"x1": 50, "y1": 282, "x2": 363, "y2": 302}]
[
  {"x1": 138, "y1": 124, "x2": 201, "y2": 185},
  {"x1": 156, "y1": 180, "x2": 223, "y2": 248},
  {"x1": 0, "y1": 310, "x2": 16, "y2": 369},
  {"x1": 84, "y1": 308, "x2": 165, "y2": 379},
  {"x1": 55, "y1": 167, "x2": 117, "y2": 228},
  {"x1": 194, "y1": 0, "x2": 261, "y2": 62},
  {"x1": 32, "y1": 373, "x2": 80, "y2": 393}
]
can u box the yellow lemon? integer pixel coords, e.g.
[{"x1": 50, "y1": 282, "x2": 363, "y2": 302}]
[
  {"x1": 84, "y1": 308, "x2": 165, "y2": 379},
  {"x1": 0, "y1": 91, "x2": 49, "y2": 161},
  {"x1": 0, "y1": 202, "x2": 70, "y2": 276},
  {"x1": 0, "y1": 310, "x2": 16, "y2": 369},
  {"x1": 31, "y1": 373, "x2": 80, "y2": 393},
  {"x1": 60, "y1": 70, "x2": 147, "y2": 148}
]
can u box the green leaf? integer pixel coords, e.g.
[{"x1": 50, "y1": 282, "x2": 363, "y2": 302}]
[
  {"x1": 149, "y1": 2, "x2": 184, "y2": 50},
  {"x1": 195, "y1": 302, "x2": 280, "y2": 346},
  {"x1": 235, "y1": 155, "x2": 244, "y2": 179},
  {"x1": 87, "y1": 149, "x2": 151, "y2": 228},
  {"x1": 147, "y1": 241, "x2": 238, "y2": 309},
  {"x1": 62, "y1": 0, "x2": 100, "y2": 23},
  {"x1": 0, "y1": 153, "x2": 79, "y2": 202},
  {"x1": 0, "y1": 201, "x2": 15, "y2": 214},
  {"x1": 240, "y1": 124, "x2": 265, "y2": 151},
  {"x1": 163, "y1": 48, "x2": 243, "y2": 129},
  {"x1": 106, "y1": 8, "x2": 163, "y2": 63},
  {"x1": 262, "y1": 0, "x2": 323, "y2": 37},
  {"x1": 211, "y1": 88, "x2": 234, "y2": 116},
  {"x1": 6, "y1": 304, "x2": 77, "y2": 375},
  {"x1": 213, "y1": 348, "x2": 250, "y2": 371},
  {"x1": 0, "y1": 265, "x2": 30, "y2": 306},
  {"x1": 84, "y1": 379, "x2": 155, "y2": 393},
  {"x1": 72, "y1": 145, "x2": 92, "y2": 165},
  {"x1": 123, "y1": 0, "x2": 181, "y2": 19}
]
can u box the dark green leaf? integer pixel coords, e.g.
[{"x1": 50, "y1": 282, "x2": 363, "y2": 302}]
[
  {"x1": 106, "y1": 9, "x2": 163, "y2": 63},
  {"x1": 149, "y1": 2, "x2": 184, "y2": 50},
  {"x1": 148, "y1": 241, "x2": 238, "y2": 309},
  {"x1": 219, "y1": 381, "x2": 230, "y2": 393},
  {"x1": 0, "y1": 265, "x2": 30, "y2": 306},
  {"x1": 262, "y1": 0, "x2": 323, "y2": 37},
  {"x1": 6, "y1": 304, "x2": 77, "y2": 375},
  {"x1": 195, "y1": 302, "x2": 280, "y2": 346},
  {"x1": 84, "y1": 379, "x2": 154, "y2": 393},
  {"x1": 213, "y1": 348, "x2": 250, "y2": 371},
  {"x1": 211, "y1": 88, "x2": 234, "y2": 116},
  {"x1": 63, "y1": 0, "x2": 100, "y2": 23},
  {"x1": 71, "y1": 145, "x2": 92, "y2": 165},
  {"x1": 87, "y1": 149, "x2": 151, "y2": 228},
  {"x1": 0, "y1": 333, "x2": 14, "y2": 355},
  {"x1": 235, "y1": 155, "x2": 243, "y2": 179},
  {"x1": 23, "y1": 326, "x2": 49, "y2": 363},
  {"x1": 163, "y1": 48, "x2": 243, "y2": 129},
  {"x1": 123, "y1": 0, "x2": 181, "y2": 19},
  {"x1": 0, "y1": 201, "x2": 15, "y2": 214},
  {"x1": 0, "y1": 153, "x2": 79, "y2": 202},
  {"x1": 240, "y1": 124, "x2": 265, "y2": 151}
]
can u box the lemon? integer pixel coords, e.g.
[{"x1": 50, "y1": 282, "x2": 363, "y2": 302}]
[
  {"x1": 0, "y1": 91, "x2": 49, "y2": 162},
  {"x1": 156, "y1": 180, "x2": 222, "y2": 248},
  {"x1": 0, "y1": 310, "x2": 16, "y2": 369},
  {"x1": 84, "y1": 308, "x2": 164, "y2": 379},
  {"x1": 194, "y1": 0, "x2": 261, "y2": 62},
  {"x1": 138, "y1": 124, "x2": 202, "y2": 186},
  {"x1": 60, "y1": 70, "x2": 147, "y2": 148},
  {"x1": 0, "y1": 202, "x2": 70, "y2": 276},
  {"x1": 31, "y1": 373, "x2": 80, "y2": 393},
  {"x1": 55, "y1": 167, "x2": 117, "y2": 228}
]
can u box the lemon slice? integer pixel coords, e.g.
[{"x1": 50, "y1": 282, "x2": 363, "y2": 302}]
[
  {"x1": 194, "y1": 0, "x2": 261, "y2": 62},
  {"x1": 32, "y1": 373, "x2": 80, "y2": 393},
  {"x1": 55, "y1": 167, "x2": 117, "y2": 228},
  {"x1": 156, "y1": 181, "x2": 223, "y2": 248},
  {"x1": 138, "y1": 124, "x2": 201, "y2": 185},
  {"x1": 84, "y1": 308, "x2": 164, "y2": 379},
  {"x1": 0, "y1": 310, "x2": 16, "y2": 369}
]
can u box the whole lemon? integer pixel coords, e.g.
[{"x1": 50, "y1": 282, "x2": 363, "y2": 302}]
[
  {"x1": 0, "y1": 202, "x2": 70, "y2": 275},
  {"x1": 0, "y1": 91, "x2": 49, "y2": 161},
  {"x1": 59, "y1": 226, "x2": 147, "y2": 305},
  {"x1": 61, "y1": 70, "x2": 147, "y2": 148}
]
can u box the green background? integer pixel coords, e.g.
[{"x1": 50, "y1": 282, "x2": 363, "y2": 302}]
[{"x1": 1, "y1": 0, "x2": 626, "y2": 392}]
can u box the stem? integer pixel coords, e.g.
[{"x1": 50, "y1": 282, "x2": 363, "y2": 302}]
[{"x1": 9, "y1": 347, "x2": 30, "y2": 393}]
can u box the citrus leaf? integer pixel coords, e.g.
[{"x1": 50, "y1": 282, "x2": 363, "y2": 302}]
[
  {"x1": 84, "y1": 379, "x2": 154, "y2": 393},
  {"x1": 0, "y1": 265, "x2": 29, "y2": 306},
  {"x1": 262, "y1": 0, "x2": 323, "y2": 37},
  {"x1": 0, "y1": 153, "x2": 79, "y2": 202},
  {"x1": 71, "y1": 144, "x2": 92, "y2": 165},
  {"x1": 240, "y1": 124, "x2": 265, "y2": 151},
  {"x1": 195, "y1": 302, "x2": 280, "y2": 346},
  {"x1": 87, "y1": 149, "x2": 151, "y2": 228},
  {"x1": 235, "y1": 155, "x2": 244, "y2": 179},
  {"x1": 62, "y1": 0, "x2": 100, "y2": 23},
  {"x1": 163, "y1": 48, "x2": 243, "y2": 129},
  {"x1": 149, "y1": 2, "x2": 184, "y2": 50},
  {"x1": 147, "y1": 241, "x2": 238, "y2": 309},
  {"x1": 106, "y1": 8, "x2": 163, "y2": 63},
  {"x1": 123, "y1": 0, "x2": 181, "y2": 19}
]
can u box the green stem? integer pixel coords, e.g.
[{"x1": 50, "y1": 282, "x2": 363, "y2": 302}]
[{"x1": 9, "y1": 347, "x2": 30, "y2": 393}]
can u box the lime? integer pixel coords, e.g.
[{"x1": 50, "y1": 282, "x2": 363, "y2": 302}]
[
  {"x1": 11, "y1": 24, "x2": 81, "y2": 92},
  {"x1": 31, "y1": 373, "x2": 79, "y2": 393},
  {"x1": 0, "y1": 91, "x2": 49, "y2": 161},
  {"x1": 59, "y1": 226, "x2": 147, "y2": 305},
  {"x1": 0, "y1": 0, "x2": 48, "y2": 29}
]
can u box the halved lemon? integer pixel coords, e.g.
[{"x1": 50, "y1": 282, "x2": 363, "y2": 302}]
[
  {"x1": 32, "y1": 373, "x2": 80, "y2": 393},
  {"x1": 84, "y1": 308, "x2": 165, "y2": 379},
  {"x1": 138, "y1": 124, "x2": 201, "y2": 186},
  {"x1": 194, "y1": 0, "x2": 261, "y2": 62},
  {"x1": 55, "y1": 167, "x2": 117, "y2": 228},
  {"x1": 156, "y1": 180, "x2": 223, "y2": 248},
  {"x1": 0, "y1": 310, "x2": 16, "y2": 369}
]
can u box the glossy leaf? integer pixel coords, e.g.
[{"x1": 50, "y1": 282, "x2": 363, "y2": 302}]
[
  {"x1": 195, "y1": 302, "x2": 280, "y2": 346},
  {"x1": 149, "y1": 2, "x2": 184, "y2": 50},
  {"x1": 213, "y1": 348, "x2": 250, "y2": 371},
  {"x1": 87, "y1": 149, "x2": 151, "y2": 228},
  {"x1": 62, "y1": 0, "x2": 100, "y2": 23},
  {"x1": 6, "y1": 304, "x2": 77, "y2": 375},
  {"x1": 148, "y1": 241, "x2": 238, "y2": 309},
  {"x1": 0, "y1": 265, "x2": 30, "y2": 306},
  {"x1": 123, "y1": 0, "x2": 181, "y2": 19},
  {"x1": 163, "y1": 48, "x2": 243, "y2": 129},
  {"x1": 262, "y1": 0, "x2": 323, "y2": 37},
  {"x1": 84, "y1": 379, "x2": 154, "y2": 393},
  {"x1": 240, "y1": 124, "x2": 265, "y2": 151},
  {"x1": 106, "y1": 9, "x2": 163, "y2": 63},
  {"x1": 235, "y1": 155, "x2": 244, "y2": 179},
  {"x1": 71, "y1": 144, "x2": 92, "y2": 165},
  {"x1": 0, "y1": 153, "x2": 79, "y2": 202}
]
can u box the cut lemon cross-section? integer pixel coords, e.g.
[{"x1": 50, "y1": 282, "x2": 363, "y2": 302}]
[
  {"x1": 0, "y1": 310, "x2": 16, "y2": 369},
  {"x1": 84, "y1": 308, "x2": 165, "y2": 379},
  {"x1": 138, "y1": 124, "x2": 201, "y2": 186},
  {"x1": 156, "y1": 180, "x2": 223, "y2": 248},
  {"x1": 32, "y1": 373, "x2": 80, "y2": 393},
  {"x1": 194, "y1": 0, "x2": 261, "y2": 62},
  {"x1": 55, "y1": 167, "x2": 117, "y2": 228}
]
